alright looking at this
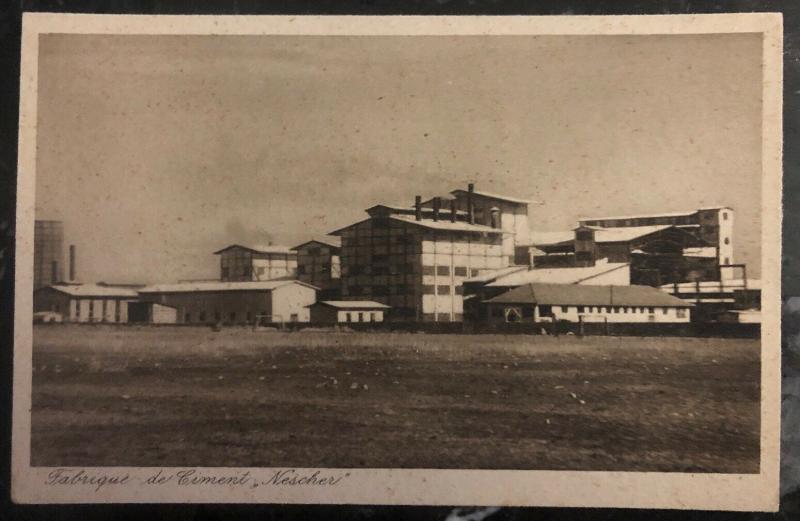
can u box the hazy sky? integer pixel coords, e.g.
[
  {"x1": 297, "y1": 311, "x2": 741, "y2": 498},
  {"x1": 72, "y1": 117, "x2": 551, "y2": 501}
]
[{"x1": 35, "y1": 33, "x2": 763, "y2": 284}]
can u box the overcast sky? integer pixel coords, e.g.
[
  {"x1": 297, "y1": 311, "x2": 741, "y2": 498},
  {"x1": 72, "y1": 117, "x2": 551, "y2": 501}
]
[{"x1": 35, "y1": 33, "x2": 762, "y2": 284}]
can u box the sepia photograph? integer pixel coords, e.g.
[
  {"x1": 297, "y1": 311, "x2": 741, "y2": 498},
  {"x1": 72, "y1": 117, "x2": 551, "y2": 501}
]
[{"x1": 12, "y1": 13, "x2": 782, "y2": 510}]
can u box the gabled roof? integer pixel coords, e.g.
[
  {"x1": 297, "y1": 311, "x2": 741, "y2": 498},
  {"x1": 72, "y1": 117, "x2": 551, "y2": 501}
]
[
  {"x1": 485, "y1": 283, "x2": 691, "y2": 307},
  {"x1": 38, "y1": 283, "x2": 139, "y2": 298},
  {"x1": 329, "y1": 215, "x2": 504, "y2": 236},
  {"x1": 139, "y1": 279, "x2": 318, "y2": 294},
  {"x1": 483, "y1": 260, "x2": 630, "y2": 287},
  {"x1": 213, "y1": 244, "x2": 297, "y2": 255},
  {"x1": 450, "y1": 189, "x2": 534, "y2": 205},
  {"x1": 291, "y1": 236, "x2": 342, "y2": 251},
  {"x1": 311, "y1": 300, "x2": 390, "y2": 309}
]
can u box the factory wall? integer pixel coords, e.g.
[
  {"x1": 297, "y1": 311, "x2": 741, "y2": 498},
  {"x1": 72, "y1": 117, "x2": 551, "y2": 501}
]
[
  {"x1": 34, "y1": 288, "x2": 134, "y2": 323},
  {"x1": 219, "y1": 249, "x2": 298, "y2": 281},
  {"x1": 486, "y1": 303, "x2": 691, "y2": 325},
  {"x1": 139, "y1": 290, "x2": 273, "y2": 324},
  {"x1": 271, "y1": 283, "x2": 315, "y2": 323},
  {"x1": 296, "y1": 243, "x2": 341, "y2": 297}
]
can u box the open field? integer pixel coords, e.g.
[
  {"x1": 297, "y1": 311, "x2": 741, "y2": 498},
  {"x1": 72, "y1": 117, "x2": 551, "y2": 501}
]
[{"x1": 30, "y1": 325, "x2": 760, "y2": 472}]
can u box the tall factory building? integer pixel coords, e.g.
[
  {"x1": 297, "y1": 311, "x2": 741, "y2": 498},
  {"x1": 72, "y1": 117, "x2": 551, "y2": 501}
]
[
  {"x1": 292, "y1": 237, "x2": 342, "y2": 300},
  {"x1": 330, "y1": 184, "x2": 525, "y2": 322},
  {"x1": 214, "y1": 244, "x2": 298, "y2": 281},
  {"x1": 33, "y1": 220, "x2": 64, "y2": 290},
  {"x1": 579, "y1": 207, "x2": 735, "y2": 279}
]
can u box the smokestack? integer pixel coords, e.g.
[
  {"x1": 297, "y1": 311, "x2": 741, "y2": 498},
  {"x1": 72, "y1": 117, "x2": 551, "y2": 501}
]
[
  {"x1": 51, "y1": 261, "x2": 59, "y2": 285},
  {"x1": 415, "y1": 195, "x2": 422, "y2": 221},
  {"x1": 433, "y1": 197, "x2": 441, "y2": 222},
  {"x1": 450, "y1": 198, "x2": 457, "y2": 223},
  {"x1": 69, "y1": 244, "x2": 76, "y2": 281},
  {"x1": 467, "y1": 183, "x2": 475, "y2": 225},
  {"x1": 490, "y1": 207, "x2": 500, "y2": 229}
]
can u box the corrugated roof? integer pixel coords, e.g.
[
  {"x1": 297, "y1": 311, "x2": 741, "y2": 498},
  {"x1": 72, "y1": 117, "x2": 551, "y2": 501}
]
[
  {"x1": 291, "y1": 236, "x2": 342, "y2": 251},
  {"x1": 485, "y1": 283, "x2": 691, "y2": 307},
  {"x1": 590, "y1": 225, "x2": 673, "y2": 243},
  {"x1": 213, "y1": 244, "x2": 297, "y2": 255},
  {"x1": 485, "y1": 260, "x2": 630, "y2": 287},
  {"x1": 40, "y1": 283, "x2": 139, "y2": 298},
  {"x1": 450, "y1": 189, "x2": 535, "y2": 205},
  {"x1": 530, "y1": 231, "x2": 575, "y2": 246},
  {"x1": 312, "y1": 300, "x2": 391, "y2": 309},
  {"x1": 139, "y1": 280, "x2": 318, "y2": 294}
]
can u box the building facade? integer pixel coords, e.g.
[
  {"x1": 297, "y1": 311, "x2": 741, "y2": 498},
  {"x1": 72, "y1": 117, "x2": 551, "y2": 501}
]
[
  {"x1": 33, "y1": 220, "x2": 64, "y2": 290},
  {"x1": 34, "y1": 283, "x2": 139, "y2": 323},
  {"x1": 137, "y1": 280, "x2": 317, "y2": 325},
  {"x1": 214, "y1": 244, "x2": 298, "y2": 281},
  {"x1": 292, "y1": 238, "x2": 342, "y2": 299}
]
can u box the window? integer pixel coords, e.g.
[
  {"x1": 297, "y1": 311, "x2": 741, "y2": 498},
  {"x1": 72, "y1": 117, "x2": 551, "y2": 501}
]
[
  {"x1": 648, "y1": 307, "x2": 655, "y2": 314},
  {"x1": 455, "y1": 285, "x2": 464, "y2": 295},
  {"x1": 436, "y1": 285, "x2": 450, "y2": 295},
  {"x1": 422, "y1": 265, "x2": 435, "y2": 276},
  {"x1": 471, "y1": 269, "x2": 481, "y2": 277},
  {"x1": 560, "y1": 306, "x2": 568, "y2": 313},
  {"x1": 724, "y1": 237, "x2": 730, "y2": 245},
  {"x1": 290, "y1": 313, "x2": 298, "y2": 322},
  {"x1": 422, "y1": 285, "x2": 436, "y2": 294},
  {"x1": 436, "y1": 265, "x2": 450, "y2": 276},
  {"x1": 724, "y1": 257, "x2": 730, "y2": 265},
  {"x1": 114, "y1": 303, "x2": 120, "y2": 322},
  {"x1": 663, "y1": 308, "x2": 669, "y2": 315},
  {"x1": 677, "y1": 308, "x2": 687, "y2": 318},
  {"x1": 722, "y1": 212, "x2": 728, "y2": 220},
  {"x1": 357, "y1": 312, "x2": 364, "y2": 322},
  {"x1": 577, "y1": 306, "x2": 585, "y2": 313},
  {"x1": 454, "y1": 266, "x2": 467, "y2": 277}
]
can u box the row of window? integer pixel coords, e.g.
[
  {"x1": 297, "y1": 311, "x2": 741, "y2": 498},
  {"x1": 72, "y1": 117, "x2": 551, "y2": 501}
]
[
  {"x1": 341, "y1": 311, "x2": 383, "y2": 323},
  {"x1": 421, "y1": 285, "x2": 464, "y2": 296},
  {"x1": 72, "y1": 300, "x2": 123, "y2": 321},
  {"x1": 182, "y1": 311, "x2": 299, "y2": 323}
]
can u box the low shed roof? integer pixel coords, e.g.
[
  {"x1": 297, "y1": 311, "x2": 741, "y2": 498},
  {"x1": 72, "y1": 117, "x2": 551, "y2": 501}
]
[
  {"x1": 38, "y1": 283, "x2": 139, "y2": 298},
  {"x1": 312, "y1": 300, "x2": 390, "y2": 309},
  {"x1": 139, "y1": 280, "x2": 318, "y2": 294},
  {"x1": 485, "y1": 283, "x2": 691, "y2": 308},
  {"x1": 213, "y1": 244, "x2": 297, "y2": 255}
]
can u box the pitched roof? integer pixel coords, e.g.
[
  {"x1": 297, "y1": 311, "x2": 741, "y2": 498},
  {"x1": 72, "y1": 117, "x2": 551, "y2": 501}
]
[
  {"x1": 139, "y1": 280, "x2": 318, "y2": 294},
  {"x1": 464, "y1": 266, "x2": 528, "y2": 284},
  {"x1": 485, "y1": 283, "x2": 691, "y2": 307},
  {"x1": 39, "y1": 283, "x2": 139, "y2": 298},
  {"x1": 450, "y1": 189, "x2": 534, "y2": 205},
  {"x1": 484, "y1": 260, "x2": 630, "y2": 287},
  {"x1": 312, "y1": 300, "x2": 391, "y2": 309},
  {"x1": 291, "y1": 236, "x2": 342, "y2": 251},
  {"x1": 530, "y1": 231, "x2": 575, "y2": 246},
  {"x1": 213, "y1": 244, "x2": 297, "y2": 255}
]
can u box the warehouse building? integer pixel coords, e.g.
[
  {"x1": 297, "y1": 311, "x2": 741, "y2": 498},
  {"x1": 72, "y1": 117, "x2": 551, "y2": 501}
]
[
  {"x1": 214, "y1": 244, "x2": 298, "y2": 281},
  {"x1": 34, "y1": 283, "x2": 139, "y2": 323},
  {"x1": 292, "y1": 237, "x2": 342, "y2": 299},
  {"x1": 137, "y1": 279, "x2": 317, "y2": 325},
  {"x1": 308, "y1": 300, "x2": 390, "y2": 325},
  {"x1": 483, "y1": 283, "x2": 692, "y2": 325}
]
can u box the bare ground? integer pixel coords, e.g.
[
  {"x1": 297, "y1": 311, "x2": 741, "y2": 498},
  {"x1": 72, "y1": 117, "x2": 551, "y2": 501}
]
[{"x1": 30, "y1": 325, "x2": 760, "y2": 472}]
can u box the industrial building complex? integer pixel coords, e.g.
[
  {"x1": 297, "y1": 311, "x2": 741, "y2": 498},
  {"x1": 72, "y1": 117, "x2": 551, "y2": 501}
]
[{"x1": 32, "y1": 183, "x2": 760, "y2": 331}]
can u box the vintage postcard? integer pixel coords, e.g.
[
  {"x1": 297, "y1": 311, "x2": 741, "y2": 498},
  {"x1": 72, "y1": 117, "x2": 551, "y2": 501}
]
[{"x1": 13, "y1": 13, "x2": 782, "y2": 510}]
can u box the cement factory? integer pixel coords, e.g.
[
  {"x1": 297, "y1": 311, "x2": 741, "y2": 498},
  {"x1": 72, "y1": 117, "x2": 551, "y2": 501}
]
[{"x1": 32, "y1": 184, "x2": 761, "y2": 333}]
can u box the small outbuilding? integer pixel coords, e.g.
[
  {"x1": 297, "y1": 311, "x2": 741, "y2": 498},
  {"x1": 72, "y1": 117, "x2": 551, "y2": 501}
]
[
  {"x1": 33, "y1": 283, "x2": 139, "y2": 323},
  {"x1": 308, "y1": 300, "x2": 390, "y2": 325}
]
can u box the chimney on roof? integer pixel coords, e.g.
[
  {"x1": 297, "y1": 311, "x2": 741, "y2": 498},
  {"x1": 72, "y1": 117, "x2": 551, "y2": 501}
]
[
  {"x1": 69, "y1": 245, "x2": 76, "y2": 281},
  {"x1": 467, "y1": 183, "x2": 475, "y2": 225},
  {"x1": 490, "y1": 207, "x2": 500, "y2": 229},
  {"x1": 51, "y1": 260, "x2": 59, "y2": 284},
  {"x1": 432, "y1": 197, "x2": 441, "y2": 222},
  {"x1": 450, "y1": 198, "x2": 457, "y2": 223},
  {"x1": 415, "y1": 195, "x2": 422, "y2": 221}
]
